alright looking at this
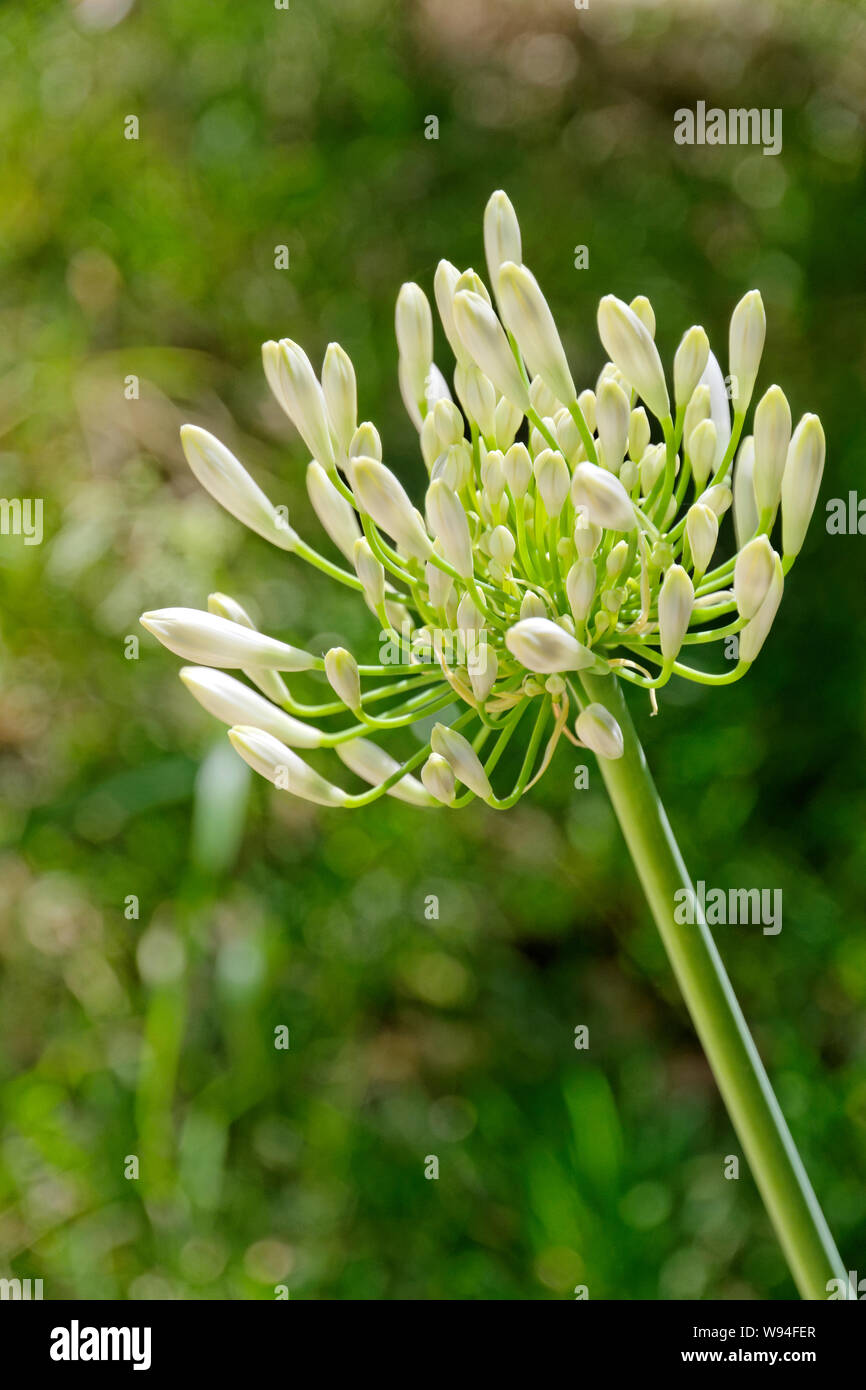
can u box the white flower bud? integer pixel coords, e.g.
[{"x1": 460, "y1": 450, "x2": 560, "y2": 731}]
[
  {"x1": 431, "y1": 723, "x2": 492, "y2": 800},
  {"x1": 434, "y1": 259, "x2": 470, "y2": 365},
  {"x1": 432, "y1": 399, "x2": 465, "y2": 448},
  {"x1": 628, "y1": 407, "x2": 650, "y2": 463},
  {"x1": 629, "y1": 295, "x2": 656, "y2": 338},
  {"x1": 729, "y1": 289, "x2": 765, "y2": 414},
  {"x1": 505, "y1": 617, "x2": 595, "y2": 674},
  {"x1": 206, "y1": 592, "x2": 289, "y2": 704},
  {"x1": 575, "y1": 703, "x2": 624, "y2": 760},
  {"x1": 494, "y1": 395, "x2": 523, "y2": 450},
  {"x1": 658, "y1": 565, "x2": 694, "y2": 661},
  {"x1": 520, "y1": 591, "x2": 547, "y2": 620},
  {"x1": 484, "y1": 190, "x2": 522, "y2": 297},
  {"x1": 597, "y1": 295, "x2": 670, "y2": 421},
  {"x1": 596, "y1": 378, "x2": 630, "y2": 472},
  {"x1": 497, "y1": 261, "x2": 575, "y2": 406},
  {"x1": 228, "y1": 726, "x2": 348, "y2": 807},
  {"x1": 573, "y1": 513, "x2": 602, "y2": 557},
  {"x1": 553, "y1": 407, "x2": 581, "y2": 463},
  {"x1": 426, "y1": 362, "x2": 452, "y2": 413},
  {"x1": 453, "y1": 289, "x2": 530, "y2": 412},
  {"x1": 264, "y1": 339, "x2": 335, "y2": 470},
  {"x1": 696, "y1": 483, "x2": 733, "y2": 518},
  {"x1": 752, "y1": 384, "x2": 791, "y2": 514},
  {"x1": 738, "y1": 551, "x2": 783, "y2": 662},
  {"x1": 566, "y1": 557, "x2": 597, "y2": 624},
  {"x1": 306, "y1": 461, "x2": 361, "y2": 561},
  {"x1": 699, "y1": 349, "x2": 732, "y2": 467},
  {"x1": 324, "y1": 647, "x2": 361, "y2": 711},
  {"x1": 455, "y1": 362, "x2": 497, "y2": 437},
  {"x1": 488, "y1": 524, "x2": 515, "y2": 569},
  {"x1": 180, "y1": 424, "x2": 297, "y2": 550},
  {"x1": 674, "y1": 325, "x2": 710, "y2": 408},
  {"x1": 180, "y1": 666, "x2": 321, "y2": 747},
  {"x1": 420, "y1": 414, "x2": 441, "y2": 470},
  {"x1": 352, "y1": 537, "x2": 386, "y2": 612},
  {"x1": 577, "y1": 388, "x2": 597, "y2": 434},
  {"x1": 425, "y1": 478, "x2": 473, "y2": 578},
  {"x1": 480, "y1": 447, "x2": 506, "y2": 509},
  {"x1": 395, "y1": 282, "x2": 433, "y2": 410},
  {"x1": 336, "y1": 738, "x2": 434, "y2": 807},
  {"x1": 349, "y1": 420, "x2": 382, "y2": 461},
  {"x1": 321, "y1": 343, "x2": 357, "y2": 460},
  {"x1": 426, "y1": 545, "x2": 454, "y2": 611},
  {"x1": 606, "y1": 540, "x2": 629, "y2": 579},
  {"x1": 734, "y1": 535, "x2": 775, "y2": 619},
  {"x1": 421, "y1": 752, "x2": 456, "y2": 805},
  {"x1": 733, "y1": 436, "x2": 759, "y2": 548},
  {"x1": 688, "y1": 418, "x2": 718, "y2": 491},
  {"x1": 684, "y1": 383, "x2": 711, "y2": 453},
  {"x1": 469, "y1": 641, "x2": 498, "y2": 703},
  {"x1": 571, "y1": 462, "x2": 636, "y2": 532},
  {"x1": 639, "y1": 442, "x2": 666, "y2": 495},
  {"x1": 685, "y1": 503, "x2": 719, "y2": 578},
  {"x1": 529, "y1": 374, "x2": 561, "y2": 417},
  {"x1": 619, "y1": 459, "x2": 638, "y2": 492},
  {"x1": 781, "y1": 414, "x2": 825, "y2": 559},
  {"x1": 503, "y1": 441, "x2": 532, "y2": 499},
  {"x1": 349, "y1": 456, "x2": 433, "y2": 560},
  {"x1": 533, "y1": 447, "x2": 570, "y2": 517},
  {"x1": 456, "y1": 591, "x2": 483, "y2": 635},
  {"x1": 141, "y1": 608, "x2": 314, "y2": 670}
]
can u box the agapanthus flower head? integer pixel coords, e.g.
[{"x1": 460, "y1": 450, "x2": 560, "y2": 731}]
[{"x1": 141, "y1": 192, "x2": 825, "y2": 810}]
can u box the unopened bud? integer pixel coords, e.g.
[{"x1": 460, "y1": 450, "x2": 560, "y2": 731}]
[
  {"x1": 733, "y1": 436, "x2": 759, "y2": 548},
  {"x1": 729, "y1": 289, "x2": 766, "y2": 414},
  {"x1": 426, "y1": 478, "x2": 473, "y2": 578},
  {"x1": 734, "y1": 535, "x2": 775, "y2": 619},
  {"x1": 421, "y1": 752, "x2": 456, "y2": 805},
  {"x1": 628, "y1": 407, "x2": 651, "y2": 463},
  {"x1": 753, "y1": 385, "x2": 791, "y2": 513},
  {"x1": 596, "y1": 378, "x2": 630, "y2": 472},
  {"x1": 674, "y1": 325, "x2": 710, "y2": 408},
  {"x1": 533, "y1": 448, "x2": 570, "y2": 517},
  {"x1": 685, "y1": 503, "x2": 718, "y2": 579},
  {"x1": 503, "y1": 441, "x2": 532, "y2": 499},
  {"x1": 571, "y1": 462, "x2": 636, "y2": 532},
  {"x1": 781, "y1": 414, "x2": 825, "y2": 559},
  {"x1": 597, "y1": 295, "x2": 670, "y2": 421},
  {"x1": 497, "y1": 261, "x2": 575, "y2": 406},
  {"x1": 431, "y1": 723, "x2": 492, "y2": 800},
  {"x1": 350, "y1": 456, "x2": 433, "y2": 560},
  {"x1": 739, "y1": 552, "x2": 783, "y2": 662},
  {"x1": 505, "y1": 617, "x2": 595, "y2": 673},
  {"x1": 575, "y1": 703, "x2": 624, "y2": 760},
  {"x1": 307, "y1": 461, "x2": 361, "y2": 561},
  {"x1": 321, "y1": 343, "x2": 357, "y2": 460},
  {"x1": 229, "y1": 726, "x2": 348, "y2": 806},
  {"x1": 566, "y1": 557, "x2": 597, "y2": 624},
  {"x1": 658, "y1": 565, "x2": 694, "y2": 661},
  {"x1": 180, "y1": 424, "x2": 297, "y2": 550}
]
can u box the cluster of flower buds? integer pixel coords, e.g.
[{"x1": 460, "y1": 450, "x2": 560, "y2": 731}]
[{"x1": 141, "y1": 192, "x2": 825, "y2": 810}]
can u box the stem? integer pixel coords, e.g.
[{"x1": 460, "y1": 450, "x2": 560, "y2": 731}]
[{"x1": 578, "y1": 669, "x2": 846, "y2": 1301}]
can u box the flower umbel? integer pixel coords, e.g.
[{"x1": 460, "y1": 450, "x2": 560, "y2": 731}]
[{"x1": 141, "y1": 192, "x2": 824, "y2": 810}]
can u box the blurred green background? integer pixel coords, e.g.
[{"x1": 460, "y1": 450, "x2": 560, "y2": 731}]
[{"x1": 0, "y1": 0, "x2": 864, "y2": 1300}]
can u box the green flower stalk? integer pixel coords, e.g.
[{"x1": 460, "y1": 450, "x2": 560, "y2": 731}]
[{"x1": 140, "y1": 191, "x2": 842, "y2": 1298}]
